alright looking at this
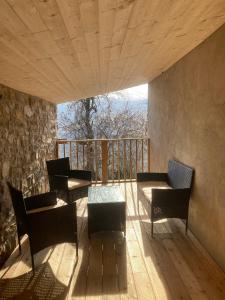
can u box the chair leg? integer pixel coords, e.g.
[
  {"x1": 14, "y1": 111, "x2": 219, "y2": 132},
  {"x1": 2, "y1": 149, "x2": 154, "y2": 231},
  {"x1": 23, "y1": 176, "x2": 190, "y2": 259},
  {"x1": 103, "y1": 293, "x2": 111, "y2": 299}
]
[
  {"x1": 17, "y1": 233, "x2": 22, "y2": 255},
  {"x1": 29, "y1": 242, "x2": 35, "y2": 275},
  {"x1": 185, "y1": 218, "x2": 188, "y2": 235},
  {"x1": 76, "y1": 236, "x2": 78, "y2": 257},
  {"x1": 151, "y1": 221, "x2": 154, "y2": 237},
  {"x1": 151, "y1": 206, "x2": 154, "y2": 237},
  {"x1": 67, "y1": 191, "x2": 71, "y2": 204},
  {"x1": 31, "y1": 252, "x2": 35, "y2": 275}
]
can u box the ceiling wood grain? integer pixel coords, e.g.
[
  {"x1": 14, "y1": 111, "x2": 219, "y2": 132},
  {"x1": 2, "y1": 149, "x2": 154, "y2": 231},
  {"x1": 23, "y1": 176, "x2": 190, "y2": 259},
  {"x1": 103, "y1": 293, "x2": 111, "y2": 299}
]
[{"x1": 0, "y1": 0, "x2": 224, "y2": 103}]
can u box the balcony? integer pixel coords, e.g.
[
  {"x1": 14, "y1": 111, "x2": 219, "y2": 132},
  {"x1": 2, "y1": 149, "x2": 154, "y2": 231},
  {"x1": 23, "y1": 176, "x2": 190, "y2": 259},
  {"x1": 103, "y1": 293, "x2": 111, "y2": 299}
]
[
  {"x1": 1, "y1": 181, "x2": 225, "y2": 299},
  {"x1": 0, "y1": 0, "x2": 225, "y2": 298},
  {"x1": 56, "y1": 138, "x2": 151, "y2": 183}
]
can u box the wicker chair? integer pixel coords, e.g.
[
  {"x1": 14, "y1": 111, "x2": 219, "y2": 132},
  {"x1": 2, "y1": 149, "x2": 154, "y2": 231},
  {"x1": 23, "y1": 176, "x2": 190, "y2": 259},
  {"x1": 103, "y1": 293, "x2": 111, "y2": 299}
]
[
  {"x1": 137, "y1": 160, "x2": 194, "y2": 236},
  {"x1": 7, "y1": 182, "x2": 78, "y2": 273},
  {"x1": 46, "y1": 157, "x2": 92, "y2": 203}
]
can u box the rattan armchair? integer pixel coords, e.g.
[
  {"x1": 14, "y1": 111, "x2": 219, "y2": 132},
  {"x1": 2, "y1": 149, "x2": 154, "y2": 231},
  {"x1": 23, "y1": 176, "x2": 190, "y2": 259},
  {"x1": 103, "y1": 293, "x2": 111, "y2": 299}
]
[
  {"x1": 7, "y1": 182, "x2": 78, "y2": 273},
  {"x1": 46, "y1": 157, "x2": 92, "y2": 203}
]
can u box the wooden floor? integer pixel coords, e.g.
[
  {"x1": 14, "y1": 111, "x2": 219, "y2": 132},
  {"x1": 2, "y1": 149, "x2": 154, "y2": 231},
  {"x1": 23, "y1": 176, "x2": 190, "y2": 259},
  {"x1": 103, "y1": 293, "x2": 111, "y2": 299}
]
[{"x1": 1, "y1": 182, "x2": 225, "y2": 300}]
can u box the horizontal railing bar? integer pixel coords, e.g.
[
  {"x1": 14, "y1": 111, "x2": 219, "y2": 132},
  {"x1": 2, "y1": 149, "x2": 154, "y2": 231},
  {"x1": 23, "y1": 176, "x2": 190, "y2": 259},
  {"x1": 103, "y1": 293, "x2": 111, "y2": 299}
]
[{"x1": 56, "y1": 137, "x2": 149, "y2": 144}]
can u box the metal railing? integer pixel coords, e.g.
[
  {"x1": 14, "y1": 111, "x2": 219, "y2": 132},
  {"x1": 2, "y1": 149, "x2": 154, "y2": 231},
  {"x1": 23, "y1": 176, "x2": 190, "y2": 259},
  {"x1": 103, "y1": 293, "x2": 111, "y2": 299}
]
[{"x1": 56, "y1": 138, "x2": 150, "y2": 183}]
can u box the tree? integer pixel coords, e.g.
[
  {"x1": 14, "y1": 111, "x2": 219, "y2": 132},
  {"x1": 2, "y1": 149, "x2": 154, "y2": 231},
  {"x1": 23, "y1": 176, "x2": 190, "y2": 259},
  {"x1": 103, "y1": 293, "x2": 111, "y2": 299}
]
[
  {"x1": 57, "y1": 94, "x2": 148, "y2": 179},
  {"x1": 57, "y1": 97, "x2": 97, "y2": 140},
  {"x1": 58, "y1": 94, "x2": 147, "y2": 140}
]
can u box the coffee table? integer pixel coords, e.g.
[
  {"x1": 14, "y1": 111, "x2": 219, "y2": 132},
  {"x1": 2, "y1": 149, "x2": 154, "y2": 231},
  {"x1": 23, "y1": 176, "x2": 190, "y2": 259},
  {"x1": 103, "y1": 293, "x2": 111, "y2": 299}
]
[{"x1": 88, "y1": 186, "x2": 126, "y2": 238}]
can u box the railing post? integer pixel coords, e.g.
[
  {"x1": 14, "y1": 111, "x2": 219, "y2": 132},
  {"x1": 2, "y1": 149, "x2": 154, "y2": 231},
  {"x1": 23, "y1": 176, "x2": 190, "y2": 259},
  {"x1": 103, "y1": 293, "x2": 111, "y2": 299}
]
[
  {"x1": 82, "y1": 143, "x2": 85, "y2": 169},
  {"x1": 63, "y1": 143, "x2": 66, "y2": 157},
  {"x1": 136, "y1": 139, "x2": 138, "y2": 176},
  {"x1": 76, "y1": 141, "x2": 79, "y2": 169},
  {"x1": 112, "y1": 140, "x2": 114, "y2": 181},
  {"x1": 129, "y1": 139, "x2": 132, "y2": 179},
  {"x1": 123, "y1": 140, "x2": 126, "y2": 180},
  {"x1": 95, "y1": 140, "x2": 98, "y2": 182},
  {"x1": 117, "y1": 140, "x2": 120, "y2": 182},
  {"x1": 55, "y1": 140, "x2": 59, "y2": 159},
  {"x1": 101, "y1": 140, "x2": 108, "y2": 183},
  {"x1": 69, "y1": 141, "x2": 72, "y2": 158},
  {"x1": 148, "y1": 138, "x2": 150, "y2": 172}
]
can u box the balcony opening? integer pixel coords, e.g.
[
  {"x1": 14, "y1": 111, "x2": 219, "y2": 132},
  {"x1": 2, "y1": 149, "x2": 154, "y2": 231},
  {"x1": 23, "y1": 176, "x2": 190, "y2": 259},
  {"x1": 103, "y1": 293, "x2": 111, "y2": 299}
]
[{"x1": 56, "y1": 84, "x2": 149, "y2": 182}]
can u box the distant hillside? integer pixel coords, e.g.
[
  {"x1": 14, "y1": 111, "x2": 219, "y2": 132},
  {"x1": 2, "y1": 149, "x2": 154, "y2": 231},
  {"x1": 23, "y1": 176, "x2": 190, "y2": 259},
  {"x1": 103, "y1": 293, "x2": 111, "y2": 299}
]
[
  {"x1": 110, "y1": 98, "x2": 148, "y2": 112},
  {"x1": 58, "y1": 83, "x2": 148, "y2": 116},
  {"x1": 57, "y1": 98, "x2": 148, "y2": 116}
]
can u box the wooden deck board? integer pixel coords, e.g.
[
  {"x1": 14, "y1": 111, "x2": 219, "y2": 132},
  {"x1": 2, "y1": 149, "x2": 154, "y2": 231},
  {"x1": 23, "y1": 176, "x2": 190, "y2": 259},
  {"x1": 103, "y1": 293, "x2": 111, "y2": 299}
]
[{"x1": 1, "y1": 182, "x2": 225, "y2": 300}]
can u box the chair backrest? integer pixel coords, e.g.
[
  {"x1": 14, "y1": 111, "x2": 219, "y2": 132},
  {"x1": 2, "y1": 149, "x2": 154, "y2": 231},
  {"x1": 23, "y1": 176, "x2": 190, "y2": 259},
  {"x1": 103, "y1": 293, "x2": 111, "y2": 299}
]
[
  {"x1": 167, "y1": 160, "x2": 194, "y2": 189},
  {"x1": 46, "y1": 157, "x2": 70, "y2": 176},
  {"x1": 7, "y1": 182, "x2": 28, "y2": 237}
]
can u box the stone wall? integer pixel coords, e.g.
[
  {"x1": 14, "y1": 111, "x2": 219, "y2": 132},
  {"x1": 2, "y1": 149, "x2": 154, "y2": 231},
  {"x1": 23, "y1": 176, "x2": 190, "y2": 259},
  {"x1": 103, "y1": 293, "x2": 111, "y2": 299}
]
[
  {"x1": 148, "y1": 23, "x2": 225, "y2": 270},
  {"x1": 0, "y1": 84, "x2": 56, "y2": 267}
]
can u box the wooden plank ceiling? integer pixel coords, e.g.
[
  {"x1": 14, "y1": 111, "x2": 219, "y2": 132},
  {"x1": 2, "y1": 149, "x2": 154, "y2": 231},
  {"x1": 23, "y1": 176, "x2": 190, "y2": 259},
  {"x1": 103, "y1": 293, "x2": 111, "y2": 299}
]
[{"x1": 0, "y1": 0, "x2": 224, "y2": 103}]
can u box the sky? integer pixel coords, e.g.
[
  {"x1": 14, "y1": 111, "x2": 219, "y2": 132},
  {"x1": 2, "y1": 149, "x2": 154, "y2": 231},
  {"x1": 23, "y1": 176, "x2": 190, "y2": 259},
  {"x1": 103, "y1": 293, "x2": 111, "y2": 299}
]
[
  {"x1": 57, "y1": 83, "x2": 148, "y2": 113},
  {"x1": 108, "y1": 84, "x2": 148, "y2": 101}
]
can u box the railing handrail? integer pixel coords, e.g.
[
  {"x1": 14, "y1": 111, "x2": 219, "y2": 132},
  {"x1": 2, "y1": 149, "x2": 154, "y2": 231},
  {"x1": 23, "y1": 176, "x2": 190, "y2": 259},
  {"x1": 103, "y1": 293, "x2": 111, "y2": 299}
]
[{"x1": 57, "y1": 137, "x2": 149, "y2": 144}]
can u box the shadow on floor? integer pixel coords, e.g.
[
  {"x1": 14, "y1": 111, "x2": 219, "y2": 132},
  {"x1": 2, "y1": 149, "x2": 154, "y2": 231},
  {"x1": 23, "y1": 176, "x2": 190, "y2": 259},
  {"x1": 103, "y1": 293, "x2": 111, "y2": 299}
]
[
  {"x1": 0, "y1": 262, "x2": 69, "y2": 300},
  {"x1": 72, "y1": 231, "x2": 127, "y2": 297}
]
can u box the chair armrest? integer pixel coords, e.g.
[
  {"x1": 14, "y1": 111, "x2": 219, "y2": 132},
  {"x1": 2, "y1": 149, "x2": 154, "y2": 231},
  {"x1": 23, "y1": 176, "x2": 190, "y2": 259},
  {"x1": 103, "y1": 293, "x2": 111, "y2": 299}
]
[
  {"x1": 151, "y1": 188, "x2": 191, "y2": 220},
  {"x1": 137, "y1": 172, "x2": 167, "y2": 182},
  {"x1": 69, "y1": 170, "x2": 92, "y2": 181},
  {"x1": 24, "y1": 192, "x2": 57, "y2": 211},
  {"x1": 152, "y1": 188, "x2": 190, "y2": 205}
]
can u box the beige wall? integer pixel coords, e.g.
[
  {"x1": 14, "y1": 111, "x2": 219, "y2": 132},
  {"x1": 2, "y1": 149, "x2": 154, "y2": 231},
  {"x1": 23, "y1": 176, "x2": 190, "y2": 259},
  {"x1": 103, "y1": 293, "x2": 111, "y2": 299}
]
[{"x1": 148, "y1": 24, "x2": 225, "y2": 270}]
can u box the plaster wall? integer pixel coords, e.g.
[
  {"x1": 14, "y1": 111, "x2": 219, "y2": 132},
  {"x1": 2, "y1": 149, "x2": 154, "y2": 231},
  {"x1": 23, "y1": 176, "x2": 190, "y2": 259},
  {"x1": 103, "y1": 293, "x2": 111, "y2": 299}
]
[{"x1": 148, "y1": 24, "x2": 225, "y2": 269}]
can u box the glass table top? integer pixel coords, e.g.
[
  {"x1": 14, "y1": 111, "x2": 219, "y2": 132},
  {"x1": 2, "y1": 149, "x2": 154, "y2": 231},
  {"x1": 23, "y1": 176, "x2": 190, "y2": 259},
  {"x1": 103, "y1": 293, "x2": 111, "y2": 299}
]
[{"x1": 88, "y1": 186, "x2": 124, "y2": 204}]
